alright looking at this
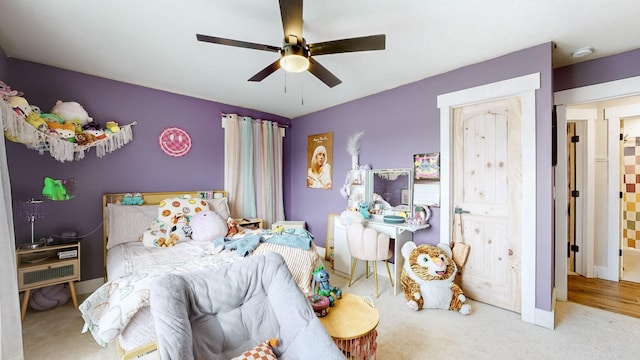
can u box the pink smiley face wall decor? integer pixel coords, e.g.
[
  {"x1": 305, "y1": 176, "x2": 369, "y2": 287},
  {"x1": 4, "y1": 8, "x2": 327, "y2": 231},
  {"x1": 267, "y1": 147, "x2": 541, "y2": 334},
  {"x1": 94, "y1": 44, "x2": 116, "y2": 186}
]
[{"x1": 159, "y1": 127, "x2": 192, "y2": 157}]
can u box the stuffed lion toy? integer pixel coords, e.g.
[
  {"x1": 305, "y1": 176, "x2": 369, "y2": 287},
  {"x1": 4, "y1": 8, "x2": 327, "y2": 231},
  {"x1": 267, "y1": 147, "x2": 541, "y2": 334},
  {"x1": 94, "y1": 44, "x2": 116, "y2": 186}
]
[{"x1": 400, "y1": 242, "x2": 471, "y2": 315}]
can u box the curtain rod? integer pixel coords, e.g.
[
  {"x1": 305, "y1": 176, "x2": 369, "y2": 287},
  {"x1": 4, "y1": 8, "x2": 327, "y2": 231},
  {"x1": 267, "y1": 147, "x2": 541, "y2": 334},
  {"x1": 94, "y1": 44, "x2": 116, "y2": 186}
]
[{"x1": 220, "y1": 113, "x2": 291, "y2": 128}]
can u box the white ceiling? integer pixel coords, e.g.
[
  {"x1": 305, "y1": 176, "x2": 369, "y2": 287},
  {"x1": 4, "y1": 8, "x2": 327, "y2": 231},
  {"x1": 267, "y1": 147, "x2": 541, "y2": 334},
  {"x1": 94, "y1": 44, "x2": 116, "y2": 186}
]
[{"x1": 1, "y1": 0, "x2": 640, "y2": 119}]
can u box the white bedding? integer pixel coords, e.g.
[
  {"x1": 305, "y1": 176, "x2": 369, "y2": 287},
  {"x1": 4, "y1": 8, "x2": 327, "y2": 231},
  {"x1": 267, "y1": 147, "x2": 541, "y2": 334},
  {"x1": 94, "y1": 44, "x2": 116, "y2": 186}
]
[
  {"x1": 83, "y1": 226, "x2": 321, "y2": 353},
  {"x1": 80, "y1": 241, "x2": 242, "y2": 347}
]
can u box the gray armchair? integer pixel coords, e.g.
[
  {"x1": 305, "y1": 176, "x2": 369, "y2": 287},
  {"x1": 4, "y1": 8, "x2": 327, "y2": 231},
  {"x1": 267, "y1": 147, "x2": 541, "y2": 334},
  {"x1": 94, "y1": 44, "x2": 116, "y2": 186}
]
[{"x1": 150, "y1": 252, "x2": 345, "y2": 360}]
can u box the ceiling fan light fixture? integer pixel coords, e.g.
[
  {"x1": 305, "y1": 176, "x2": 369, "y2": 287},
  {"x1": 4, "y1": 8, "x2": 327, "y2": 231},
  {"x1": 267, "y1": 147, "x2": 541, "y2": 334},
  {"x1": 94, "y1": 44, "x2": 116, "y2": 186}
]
[{"x1": 280, "y1": 46, "x2": 309, "y2": 73}]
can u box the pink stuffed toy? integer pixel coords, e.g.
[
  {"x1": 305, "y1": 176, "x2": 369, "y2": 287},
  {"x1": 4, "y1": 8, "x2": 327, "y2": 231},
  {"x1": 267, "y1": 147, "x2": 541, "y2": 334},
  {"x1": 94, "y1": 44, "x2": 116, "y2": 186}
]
[
  {"x1": 0, "y1": 80, "x2": 23, "y2": 101},
  {"x1": 189, "y1": 210, "x2": 228, "y2": 242},
  {"x1": 50, "y1": 100, "x2": 93, "y2": 126}
]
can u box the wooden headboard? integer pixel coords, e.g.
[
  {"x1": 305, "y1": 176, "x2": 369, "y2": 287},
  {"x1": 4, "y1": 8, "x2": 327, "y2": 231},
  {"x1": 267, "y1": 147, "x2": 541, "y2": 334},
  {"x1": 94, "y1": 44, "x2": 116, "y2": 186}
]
[{"x1": 102, "y1": 190, "x2": 227, "y2": 279}]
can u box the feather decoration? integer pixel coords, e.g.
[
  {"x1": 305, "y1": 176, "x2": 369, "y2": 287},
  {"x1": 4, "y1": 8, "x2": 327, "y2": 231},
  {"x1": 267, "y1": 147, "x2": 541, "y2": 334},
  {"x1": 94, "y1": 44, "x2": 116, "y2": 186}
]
[{"x1": 346, "y1": 130, "x2": 365, "y2": 157}]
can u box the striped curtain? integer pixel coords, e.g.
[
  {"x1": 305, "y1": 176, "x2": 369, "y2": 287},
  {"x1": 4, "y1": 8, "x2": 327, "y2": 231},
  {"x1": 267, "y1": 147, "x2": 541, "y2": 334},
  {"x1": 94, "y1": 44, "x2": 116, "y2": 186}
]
[{"x1": 222, "y1": 114, "x2": 285, "y2": 228}]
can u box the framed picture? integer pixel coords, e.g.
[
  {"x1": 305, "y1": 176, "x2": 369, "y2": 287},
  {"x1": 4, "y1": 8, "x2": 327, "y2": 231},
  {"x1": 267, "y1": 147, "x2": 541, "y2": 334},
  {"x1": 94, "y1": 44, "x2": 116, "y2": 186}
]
[
  {"x1": 307, "y1": 132, "x2": 333, "y2": 189},
  {"x1": 414, "y1": 152, "x2": 440, "y2": 180}
]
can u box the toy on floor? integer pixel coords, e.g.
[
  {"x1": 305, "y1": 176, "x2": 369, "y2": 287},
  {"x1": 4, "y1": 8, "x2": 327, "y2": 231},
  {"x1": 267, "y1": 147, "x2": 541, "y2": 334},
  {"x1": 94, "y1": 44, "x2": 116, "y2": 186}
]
[
  {"x1": 311, "y1": 266, "x2": 342, "y2": 306},
  {"x1": 400, "y1": 241, "x2": 471, "y2": 315}
]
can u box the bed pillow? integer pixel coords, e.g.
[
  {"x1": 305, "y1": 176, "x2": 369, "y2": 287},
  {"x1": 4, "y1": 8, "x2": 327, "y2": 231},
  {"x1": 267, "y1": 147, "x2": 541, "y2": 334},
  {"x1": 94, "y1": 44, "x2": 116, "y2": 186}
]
[
  {"x1": 157, "y1": 195, "x2": 209, "y2": 225},
  {"x1": 141, "y1": 221, "x2": 170, "y2": 247},
  {"x1": 207, "y1": 197, "x2": 231, "y2": 220},
  {"x1": 231, "y1": 338, "x2": 279, "y2": 360},
  {"x1": 106, "y1": 204, "x2": 158, "y2": 249}
]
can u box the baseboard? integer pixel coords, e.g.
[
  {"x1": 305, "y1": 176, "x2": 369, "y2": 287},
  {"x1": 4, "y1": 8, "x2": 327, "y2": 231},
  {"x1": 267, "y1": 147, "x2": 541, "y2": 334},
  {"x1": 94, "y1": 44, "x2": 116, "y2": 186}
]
[
  {"x1": 76, "y1": 277, "x2": 105, "y2": 295},
  {"x1": 533, "y1": 287, "x2": 556, "y2": 329}
]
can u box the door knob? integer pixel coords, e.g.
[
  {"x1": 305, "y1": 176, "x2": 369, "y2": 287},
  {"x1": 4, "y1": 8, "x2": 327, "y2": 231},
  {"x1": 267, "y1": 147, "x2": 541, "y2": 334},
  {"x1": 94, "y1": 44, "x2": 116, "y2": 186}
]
[{"x1": 454, "y1": 207, "x2": 470, "y2": 214}]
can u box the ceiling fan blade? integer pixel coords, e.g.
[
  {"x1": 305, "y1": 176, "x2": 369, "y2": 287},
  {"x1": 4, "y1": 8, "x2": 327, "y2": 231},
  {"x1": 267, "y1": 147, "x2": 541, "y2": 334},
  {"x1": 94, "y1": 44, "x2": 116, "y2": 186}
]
[
  {"x1": 196, "y1": 34, "x2": 281, "y2": 52},
  {"x1": 279, "y1": 0, "x2": 303, "y2": 42},
  {"x1": 308, "y1": 57, "x2": 342, "y2": 88},
  {"x1": 248, "y1": 59, "x2": 282, "y2": 82},
  {"x1": 308, "y1": 34, "x2": 386, "y2": 56}
]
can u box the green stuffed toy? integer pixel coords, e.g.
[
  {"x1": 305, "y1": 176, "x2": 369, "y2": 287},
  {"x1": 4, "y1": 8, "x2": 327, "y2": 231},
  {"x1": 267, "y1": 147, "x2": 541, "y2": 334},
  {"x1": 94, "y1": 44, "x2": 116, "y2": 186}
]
[{"x1": 42, "y1": 177, "x2": 72, "y2": 201}]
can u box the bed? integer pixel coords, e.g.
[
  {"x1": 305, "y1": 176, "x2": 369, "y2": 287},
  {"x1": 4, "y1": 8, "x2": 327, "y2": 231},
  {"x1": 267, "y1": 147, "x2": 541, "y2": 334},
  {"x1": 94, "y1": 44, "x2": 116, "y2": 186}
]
[{"x1": 79, "y1": 190, "x2": 321, "y2": 359}]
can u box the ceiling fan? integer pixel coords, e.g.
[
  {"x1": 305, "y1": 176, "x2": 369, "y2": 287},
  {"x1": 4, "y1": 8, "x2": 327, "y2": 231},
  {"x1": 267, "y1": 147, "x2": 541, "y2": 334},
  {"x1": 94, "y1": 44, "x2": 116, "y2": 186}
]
[{"x1": 196, "y1": 0, "x2": 385, "y2": 88}]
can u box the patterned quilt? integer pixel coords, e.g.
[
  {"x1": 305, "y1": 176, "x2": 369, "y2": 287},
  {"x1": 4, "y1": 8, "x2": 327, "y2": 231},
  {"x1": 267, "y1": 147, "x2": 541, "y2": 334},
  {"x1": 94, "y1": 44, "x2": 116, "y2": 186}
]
[{"x1": 80, "y1": 243, "x2": 241, "y2": 347}]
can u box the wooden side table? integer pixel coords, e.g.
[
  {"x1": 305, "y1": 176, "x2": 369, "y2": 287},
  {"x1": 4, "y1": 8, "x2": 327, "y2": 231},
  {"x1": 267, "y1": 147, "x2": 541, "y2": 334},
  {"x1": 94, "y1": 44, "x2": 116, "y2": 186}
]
[
  {"x1": 236, "y1": 218, "x2": 263, "y2": 229},
  {"x1": 319, "y1": 293, "x2": 379, "y2": 359},
  {"x1": 16, "y1": 242, "x2": 81, "y2": 321}
]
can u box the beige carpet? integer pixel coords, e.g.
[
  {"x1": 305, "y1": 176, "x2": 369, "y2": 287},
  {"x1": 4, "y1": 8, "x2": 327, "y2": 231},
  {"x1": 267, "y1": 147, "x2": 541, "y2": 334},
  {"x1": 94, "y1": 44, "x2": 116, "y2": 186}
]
[{"x1": 21, "y1": 265, "x2": 640, "y2": 360}]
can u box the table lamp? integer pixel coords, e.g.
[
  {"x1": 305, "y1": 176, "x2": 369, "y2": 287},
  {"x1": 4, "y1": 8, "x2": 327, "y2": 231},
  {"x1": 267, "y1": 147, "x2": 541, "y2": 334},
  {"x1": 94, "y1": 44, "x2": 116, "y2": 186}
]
[{"x1": 20, "y1": 198, "x2": 46, "y2": 249}]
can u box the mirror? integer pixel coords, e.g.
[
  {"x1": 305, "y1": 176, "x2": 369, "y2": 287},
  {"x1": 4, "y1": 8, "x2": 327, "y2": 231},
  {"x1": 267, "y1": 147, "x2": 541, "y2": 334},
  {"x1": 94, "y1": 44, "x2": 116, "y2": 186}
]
[{"x1": 371, "y1": 168, "x2": 413, "y2": 214}]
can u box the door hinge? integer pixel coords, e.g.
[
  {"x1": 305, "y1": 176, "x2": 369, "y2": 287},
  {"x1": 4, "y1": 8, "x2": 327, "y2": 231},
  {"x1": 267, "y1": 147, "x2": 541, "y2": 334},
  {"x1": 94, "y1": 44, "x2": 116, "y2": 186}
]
[
  {"x1": 620, "y1": 133, "x2": 624, "y2": 141},
  {"x1": 570, "y1": 244, "x2": 579, "y2": 253},
  {"x1": 571, "y1": 135, "x2": 580, "y2": 143},
  {"x1": 620, "y1": 249, "x2": 623, "y2": 257},
  {"x1": 571, "y1": 190, "x2": 580, "y2": 198},
  {"x1": 620, "y1": 192, "x2": 623, "y2": 199}
]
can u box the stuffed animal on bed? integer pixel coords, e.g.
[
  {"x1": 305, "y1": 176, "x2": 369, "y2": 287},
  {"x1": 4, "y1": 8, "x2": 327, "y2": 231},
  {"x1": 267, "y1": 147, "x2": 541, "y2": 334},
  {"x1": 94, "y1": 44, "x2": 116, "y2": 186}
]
[
  {"x1": 167, "y1": 214, "x2": 192, "y2": 243},
  {"x1": 226, "y1": 217, "x2": 244, "y2": 237},
  {"x1": 190, "y1": 210, "x2": 227, "y2": 242},
  {"x1": 400, "y1": 241, "x2": 471, "y2": 315}
]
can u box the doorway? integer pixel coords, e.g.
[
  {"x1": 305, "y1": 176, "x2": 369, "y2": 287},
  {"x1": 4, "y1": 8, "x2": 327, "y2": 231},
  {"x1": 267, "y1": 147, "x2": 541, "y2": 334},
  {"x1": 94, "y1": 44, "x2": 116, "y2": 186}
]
[
  {"x1": 618, "y1": 115, "x2": 640, "y2": 283},
  {"x1": 555, "y1": 79, "x2": 640, "y2": 304}
]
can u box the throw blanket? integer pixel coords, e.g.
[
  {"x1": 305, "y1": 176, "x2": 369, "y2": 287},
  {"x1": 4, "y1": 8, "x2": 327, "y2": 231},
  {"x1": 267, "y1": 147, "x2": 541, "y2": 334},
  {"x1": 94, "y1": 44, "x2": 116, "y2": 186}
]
[
  {"x1": 151, "y1": 252, "x2": 344, "y2": 360},
  {"x1": 214, "y1": 229, "x2": 315, "y2": 256},
  {"x1": 263, "y1": 228, "x2": 314, "y2": 250},
  {"x1": 214, "y1": 234, "x2": 263, "y2": 256},
  {"x1": 80, "y1": 249, "x2": 241, "y2": 347}
]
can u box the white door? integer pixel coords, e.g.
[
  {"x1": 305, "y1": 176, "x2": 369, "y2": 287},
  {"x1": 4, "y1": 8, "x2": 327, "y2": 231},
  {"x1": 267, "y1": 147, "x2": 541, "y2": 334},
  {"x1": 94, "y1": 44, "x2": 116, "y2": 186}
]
[
  {"x1": 439, "y1": 73, "x2": 540, "y2": 326},
  {"x1": 452, "y1": 97, "x2": 522, "y2": 312},
  {"x1": 566, "y1": 110, "x2": 596, "y2": 278},
  {"x1": 554, "y1": 106, "x2": 597, "y2": 302}
]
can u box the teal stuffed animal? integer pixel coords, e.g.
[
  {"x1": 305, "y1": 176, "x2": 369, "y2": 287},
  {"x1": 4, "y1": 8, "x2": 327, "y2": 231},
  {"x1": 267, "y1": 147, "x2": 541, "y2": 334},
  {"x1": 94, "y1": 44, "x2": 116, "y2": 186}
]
[
  {"x1": 312, "y1": 266, "x2": 342, "y2": 306},
  {"x1": 358, "y1": 201, "x2": 371, "y2": 219},
  {"x1": 122, "y1": 192, "x2": 144, "y2": 205}
]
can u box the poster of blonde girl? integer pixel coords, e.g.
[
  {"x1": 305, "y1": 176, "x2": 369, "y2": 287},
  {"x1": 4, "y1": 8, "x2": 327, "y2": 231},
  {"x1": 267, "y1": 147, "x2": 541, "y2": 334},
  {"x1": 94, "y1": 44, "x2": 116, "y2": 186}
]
[{"x1": 307, "y1": 132, "x2": 333, "y2": 189}]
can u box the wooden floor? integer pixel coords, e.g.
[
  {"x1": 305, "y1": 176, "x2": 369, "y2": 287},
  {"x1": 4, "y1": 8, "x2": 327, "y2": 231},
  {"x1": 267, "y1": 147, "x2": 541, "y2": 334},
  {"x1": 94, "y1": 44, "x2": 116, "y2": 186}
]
[{"x1": 568, "y1": 275, "x2": 640, "y2": 319}]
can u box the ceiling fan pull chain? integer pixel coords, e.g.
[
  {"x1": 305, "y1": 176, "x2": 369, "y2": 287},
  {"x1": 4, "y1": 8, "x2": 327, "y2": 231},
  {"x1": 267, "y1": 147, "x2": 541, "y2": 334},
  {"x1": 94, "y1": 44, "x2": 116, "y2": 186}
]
[{"x1": 301, "y1": 77, "x2": 304, "y2": 106}]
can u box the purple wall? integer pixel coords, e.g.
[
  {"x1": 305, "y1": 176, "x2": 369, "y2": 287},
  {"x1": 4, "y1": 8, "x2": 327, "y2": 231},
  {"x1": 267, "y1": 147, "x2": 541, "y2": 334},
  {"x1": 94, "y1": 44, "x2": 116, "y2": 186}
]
[
  {"x1": 554, "y1": 48, "x2": 640, "y2": 91},
  {"x1": 4, "y1": 59, "x2": 290, "y2": 280},
  {"x1": 288, "y1": 43, "x2": 555, "y2": 310},
  {"x1": 0, "y1": 46, "x2": 7, "y2": 79}
]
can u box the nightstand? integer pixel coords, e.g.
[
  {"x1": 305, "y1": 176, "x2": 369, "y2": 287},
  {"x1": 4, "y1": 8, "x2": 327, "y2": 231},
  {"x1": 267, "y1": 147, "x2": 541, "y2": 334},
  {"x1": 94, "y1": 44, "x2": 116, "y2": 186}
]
[
  {"x1": 236, "y1": 218, "x2": 263, "y2": 229},
  {"x1": 16, "y1": 242, "x2": 80, "y2": 321}
]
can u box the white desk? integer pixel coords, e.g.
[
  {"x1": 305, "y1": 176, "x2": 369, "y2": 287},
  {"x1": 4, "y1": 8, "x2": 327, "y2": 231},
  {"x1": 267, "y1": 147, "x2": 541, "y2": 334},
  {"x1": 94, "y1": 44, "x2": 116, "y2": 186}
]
[{"x1": 333, "y1": 217, "x2": 429, "y2": 296}]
